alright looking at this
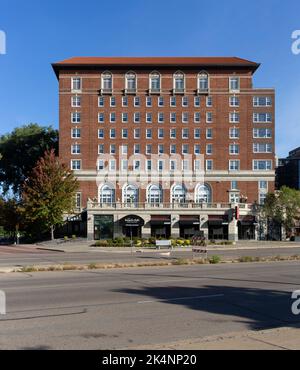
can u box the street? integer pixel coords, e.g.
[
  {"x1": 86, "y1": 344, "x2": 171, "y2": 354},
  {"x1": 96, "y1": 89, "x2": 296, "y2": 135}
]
[{"x1": 0, "y1": 261, "x2": 299, "y2": 349}]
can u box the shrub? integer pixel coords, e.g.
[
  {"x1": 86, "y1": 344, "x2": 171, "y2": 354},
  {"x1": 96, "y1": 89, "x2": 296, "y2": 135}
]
[
  {"x1": 94, "y1": 240, "x2": 108, "y2": 247},
  {"x1": 88, "y1": 263, "x2": 97, "y2": 269},
  {"x1": 171, "y1": 239, "x2": 178, "y2": 247},
  {"x1": 72, "y1": 235, "x2": 76, "y2": 240},
  {"x1": 176, "y1": 239, "x2": 185, "y2": 246},
  {"x1": 64, "y1": 236, "x2": 69, "y2": 241},
  {"x1": 184, "y1": 239, "x2": 191, "y2": 246},
  {"x1": 172, "y1": 258, "x2": 189, "y2": 265},
  {"x1": 209, "y1": 255, "x2": 221, "y2": 264},
  {"x1": 238, "y1": 256, "x2": 255, "y2": 263}
]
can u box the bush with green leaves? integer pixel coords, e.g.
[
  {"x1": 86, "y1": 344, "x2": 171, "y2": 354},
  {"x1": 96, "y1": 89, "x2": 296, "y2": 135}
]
[{"x1": 209, "y1": 255, "x2": 221, "y2": 264}]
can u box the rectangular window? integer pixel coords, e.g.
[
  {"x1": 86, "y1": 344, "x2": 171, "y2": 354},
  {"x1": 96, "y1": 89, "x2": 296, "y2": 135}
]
[
  {"x1": 98, "y1": 96, "x2": 104, "y2": 107},
  {"x1": 182, "y1": 112, "x2": 188, "y2": 123},
  {"x1": 158, "y1": 128, "x2": 164, "y2": 139},
  {"x1": 206, "y1": 144, "x2": 213, "y2": 155},
  {"x1": 182, "y1": 96, "x2": 188, "y2": 107},
  {"x1": 194, "y1": 96, "x2": 200, "y2": 107},
  {"x1": 110, "y1": 96, "x2": 116, "y2": 107},
  {"x1": 259, "y1": 193, "x2": 267, "y2": 205},
  {"x1": 98, "y1": 113, "x2": 104, "y2": 123},
  {"x1": 253, "y1": 96, "x2": 272, "y2": 107},
  {"x1": 170, "y1": 160, "x2": 176, "y2": 172},
  {"x1": 134, "y1": 128, "x2": 140, "y2": 139},
  {"x1": 71, "y1": 96, "x2": 81, "y2": 107},
  {"x1": 122, "y1": 113, "x2": 128, "y2": 123},
  {"x1": 71, "y1": 159, "x2": 81, "y2": 170},
  {"x1": 71, "y1": 128, "x2": 81, "y2": 138},
  {"x1": 229, "y1": 127, "x2": 240, "y2": 139},
  {"x1": 170, "y1": 112, "x2": 176, "y2": 123},
  {"x1": 259, "y1": 180, "x2": 268, "y2": 190},
  {"x1": 206, "y1": 160, "x2": 213, "y2": 171},
  {"x1": 194, "y1": 128, "x2": 201, "y2": 139},
  {"x1": 253, "y1": 113, "x2": 272, "y2": 123},
  {"x1": 206, "y1": 128, "x2": 213, "y2": 139},
  {"x1": 146, "y1": 96, "x2": 152, "y2": 107},
  {"x1": 206, "y1": 96, "x2": 212, "y2": 107},
  {"x1": 71, "y1": 112, "x2": 81, "y2": 123},
  {"x1": 75, "y1": 193, "x2": 82, "y2": 209},
  {"x1": 71, "y1": 144, "x2": 81, "y2": 154},
  {"x1": 182, "y1": 144, "x2": 189, "y2": 154},
  {"x1": 158, "y1": 144, "x2": 164, "y2": 154},
  {"x1": 134, "y1": 112, "x2": 140, "y2": 123},
  {"x1": 158, "y1": 112, "x2": 164, "y2": 123},
  {"x1": 253, "y1": 143, "x2": 272, "y2": 153},
  {"x1": 182, "y1": 160, "x2": 189, "y2": 171},
  {"x1": 110, "y1": 144, "x2": 116, "y2": 154},
  {"x1": 229, "y1": 77, "x2": 240, "y2": 92},
  {"x1": 194, "y1": 112, "x2": 201, "y2": 123},
  {"x1": 229, "y1": 160, "x2": 240, "y2": 171},
  {"x1": 231, "y1": 181, "x2": 238, "y2": 190},
  {"x1": 121, "y1": 145, "x2": 128, "y2": 154},
  {"x1": 110, "y1": 128, "x2": 116, "y2": 138},
  {"x1": 72, "y1": 77, "x2": 81, "y2": 91},
  {"x1": 229, "y1": 144, "x2": 240, "y2": 155},
  {"x1": 134, "y1": 144, "x2": 140, "y2": 154},
  {"x1": 230, "y1": 112, "x2": 240, "y2": 123},
  {"x1": 158, "y1": 96, "x2": 164, "y2": 107},
  {"x1": 206, "y1": 112, "x2": 212, "y2": 123},
  {"x1": 147, "y1": 160, "x2": 152, "y2": 171},
  {"x1": 146, "y1": 128, "x2": 152, "y2": 139},
  {"x1": 98, "y1": 160, "x2": 104, "y2": 171},
  {"x1": 182, "y1": 128, "x2": 189, "y2": 139},
  {"x1": 109, "y1": 159, "x2": 116, "y2": 171},
  {"x1": 170, "y1": 96, "x2": 176, "y2": 107},
  {"x1": 146, "y1": 144, "x2": 152, "y2": 154},
  {"x1": 229, "y1": 96, "x2": 240, "y2": 107},
  {"x1": 121, "y1": 160, "x2": 128, "y2": 171},
  {"x1": 122, "y1": 129, "x2": 128, "y2": 138},
  {"x1": 194, "y1": 160, "x2": 201, "y2": 171},
  {"x1": 253, "y1": 160, "x2": 272, "y2": 171},
  {"x1": 253, "y1": 128, "x2": 272, "y2": 138},
  {"x1": 122, "y1": 96, "x2": 128, "y2": 107},
  {"x1": 98, "y1": 129, "x2": 104, "y2": 139},
  {"x1": 134, "y1": 160, "x2": 140, "y2": 170},
  {"x1": 98, "y1": 144, "x2": 104, "y2": 154},
  {"x1": 170, "y1": 128, "x2": 176, "y2": 139},
  {"x1": 134, "y1": 96, "x2": 140, "y2": 107},
  {"x1": 146, "y1": 112, "x2": 152, "y2": 123},
  {"x1": 110, "y1": 112, "x2": 116, "y2": 123},
  {"x1": 158, "y1": 160, "x2": 164, "y2": 172},
  {"x1": 194, "y1": 144, "x2": 201, "y2": 155},
  {"x1": 170, "y1": 144, "x2": 176, "y2": 154}
]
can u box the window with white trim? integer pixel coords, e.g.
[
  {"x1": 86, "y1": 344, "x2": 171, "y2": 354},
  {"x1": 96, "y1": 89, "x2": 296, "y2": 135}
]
[
  {"x1": 72, "y1": 96, "x2": 81, "y2": 107},
  {"x1": 182, "y1": 128, "x2": 189, "y2": 139},
  {"x1": 194, "y1": 96, "x2": 200, "y2": 107},
  {"x1": 158, "y1": 96, "x2": 164, "y2": 107},
  {"x1": 71, "y1": 112, "x2": 81, "y2": 123},
  {"x1": 146, "y1": 96, "x2": 152, "y2": 107},
  {"x1": 170, "y1": 96, "x2": 176, "y2": 107},
  {"x1": 122, "y1": 113, "x2": 128, "y2": 123},
  {"x1": 229, "y1": 127, "x2": 240, "y2": 139},
  {"x1": 170, "y1": 144, "x2": 176, "y2": 154},
  {"x1": 98, "y1": 129, "x2": 104, "y2": 139},
  {"x1": 206, "y1": 160, "x2": 213, "y2": 171},
  {"x1": 150, "y1": 72, "x2": 161, "y2": 92},
  {"x1": 98, "y1": 144, "x2": 104, "y2": 154},
  {"x1": 134, "y1": 128, "x2": 140, "y2": 139},
  {"x1": 253, "y1": 160, "x2": 272, "y2": 171},
  {"x1": 122, "y1": 96, "x2": 128, "y2": 107},
  {"x1": 146, "y1": 112, "x2": 152, "y2": 123},
  {"x1": 98, "y1": 113, "x2": 104, "y2": 123},
  {"x1": 194, "y1": 144, "x2": 201, "y2": 155},
  {"x1": 134, "y1": 96, "x2": 140, "y2": 107},
  {"x1": 253, "y1": 96, "x2": 272, "y2": 107},
  {"x1": 98, "y1": 96, "x2": 104, "y2": 107},
  {"x1": 229, "y1": 77, "x2": 240, "y2": 92},
  {"x1": 230, "y1": 112, "x2": 240, "y2": 123},
  {"x1": 146, "y1": 144, "x2": 152, "y2": 154},
  {"x1": 182, "y1": 96, "x2": 188, "y2": 107},
  {"x1": 253, "y1": 128, "x2": 272, "y2": 138},
  {"x1": 253, "y1": 143, "x2": 272, "y2": 153},
  {"x1": 101, "y1": 72, "x2": 112, "y2": 91},
  {"x1": 71, "y1": 159, "x2": 81, "y2": 170},
  {"x1": 134, "y1": 112, "x2": 140, "y2": 123},
  {"x1": 134, "y1": 144, "x2": 140, "y2": 154},
  {"x1": 71, "y1": 144, "x2": 81, "y2": 154},
  {"x1": 206, "y1": 128, "x2": 213, "y2": 139},
  {"x1": 170, "y1": 128, "x2": 176, "y2": 139},
  {"x1": 170, "y1": 112, "x2": 176, "y2": 123},
  {"x1": 173, "y1": 71, "x2": 185, "y2": 93},
  {"x1": 110, "y1": 128, "x2": 116, "y2": 138},
  {"x1": 206, "y1": 112, "x2": 212, "y2": 123},
  {"x1": 71, "y1": 128, "x2": 81, "y2": 138},
  {"x1": 194, "y1": 128, "x2": 201, "y2": 139},
  {"x1": 253, "y1": 113, "x2": 272, "y2": 123},
  {"x1": 110, "y1": 112, "x2": 116, "y2": 123},
  {"x1": 206, "y1": 96, "x2": 212, "y2": 107},
  {"x1": 229, "y1": 160, "x2": 240, "y2": 171},
  {"x1": 122, "y1": 129, "x2": 128, "y2": 138},
  {"x1": 72, "y1": 77, "x2": 81, "y2": 91},
  {"x1": 158, "y1": 128, "x2": 164, "y2": 139},
  {"x1": 158, "y1": 112, "x2": 164, "y2": 123},
  {"x1": 194, "y1": 112, "x2": 201, "y2": 123},
  {"x1": 229, "y1": 144, "x2": 240, "y2": 155},
  {"x1": 158, "y1": 144, "x2": 164, "y2": 154},
  {"x1": 182, "y1": 112, "x2": 188, "y2": 123},
  {"x1": 229, "y1": 96, "x2": 239, "y2": 107},
  {"x1": 146, "y1": 128, "x2": 152, "y2": 139},
  {"x1": 206, "y1": 144, "x2": 213, "y2": 155},
  {"x1": 182, "y1": 144, "x2": 189, "y2": 154},
  {"x1": 110, "y1": 96, "x2": 116, "y2": 107}
]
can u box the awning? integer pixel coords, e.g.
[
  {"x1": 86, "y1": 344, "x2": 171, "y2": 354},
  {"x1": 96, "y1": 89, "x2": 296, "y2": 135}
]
[
  {"x1": 119, "y1": 215, "x2": 145, "y2": 227},
  {"x1": 151, "y1": 215, "x2": 171, "y2": 226},
  {"x1": 208, "y1": 215, "x2": 229, "y2": 226},
  {"x1": 239, "y1": 216, "x2": 256, "y2": 226},
  {"x1": 179, "y1": 215, "x2": 200, "y2": 226}
]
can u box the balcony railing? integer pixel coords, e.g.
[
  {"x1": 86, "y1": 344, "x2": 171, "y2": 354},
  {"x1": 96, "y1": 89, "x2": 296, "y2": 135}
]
[{"x1": 86, "y1": 201, "x2": 254, "y2": 211}]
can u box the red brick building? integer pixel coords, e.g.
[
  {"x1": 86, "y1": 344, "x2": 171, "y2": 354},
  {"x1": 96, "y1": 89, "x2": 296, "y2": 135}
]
[{"x1": 52, "y1": 57, "x2": 275, "y2": 241}]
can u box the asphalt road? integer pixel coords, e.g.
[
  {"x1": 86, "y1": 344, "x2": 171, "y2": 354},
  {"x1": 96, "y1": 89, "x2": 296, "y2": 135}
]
[
  {"x1": 0, "y1": 261, "x2": 300, "y2": 349},
  {"x1": 1, "y1": 247, "x2": 300, "y2": 268}
]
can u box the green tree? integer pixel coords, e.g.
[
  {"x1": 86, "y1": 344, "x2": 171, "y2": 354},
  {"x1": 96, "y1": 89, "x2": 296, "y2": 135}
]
[
  {"x1": 22, "y1": 150, "x2": 78, "y2": 240},
  {"x1": 0, "y1": 124, "x2": 58, "y2": 196},
  {"x1": 0, "y1": 197, "x2": 23, "y2": 238}
]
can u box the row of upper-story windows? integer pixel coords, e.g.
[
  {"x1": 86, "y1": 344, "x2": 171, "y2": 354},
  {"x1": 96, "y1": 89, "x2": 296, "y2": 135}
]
[
  {"x1": 71, "y1": 127, "x2": 272, "y2": 139},
  {"x1": 71, "y1": 74, "x2": 242, "y2": 94},
  {"x1": 70, "y1": 111, "x2": 273, "y2": 124},
  {"x1": 71, "y1": 142, "x2": 272, "y2": 156},
  {"x1": 71, "y1": 94, "x2": 272, "y2": 108},
  {"x1": 70, "y1": 158, "x2": 273, "y2": 172}
]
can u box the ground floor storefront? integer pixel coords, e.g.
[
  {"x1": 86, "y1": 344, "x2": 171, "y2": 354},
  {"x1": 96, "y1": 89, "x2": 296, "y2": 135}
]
[{"x1": 85, "y1": 207, "x2": 258, "y2": 242}]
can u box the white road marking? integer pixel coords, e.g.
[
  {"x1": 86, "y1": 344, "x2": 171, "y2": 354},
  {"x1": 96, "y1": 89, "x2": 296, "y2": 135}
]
[{"x1": 138, "y1": 294, "x2": 224, "y2": 304}]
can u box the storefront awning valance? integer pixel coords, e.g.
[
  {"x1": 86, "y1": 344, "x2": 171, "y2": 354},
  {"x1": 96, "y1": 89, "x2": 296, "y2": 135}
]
[
  {"x1": 119, "y1": 215, "x2": 145, "y2": 227},
  {"x1": 239, "y1": 215, "x2": 256, "y2": 226},
  {"x1": 151, "y1": 215, "x2": 171, "y2": 226},
  {"x1": 179, "y1": 215, "x2": 200, "y2": 226},
  {"x1": 208, "y1": 215, "x2": 229, "y2": 226}
]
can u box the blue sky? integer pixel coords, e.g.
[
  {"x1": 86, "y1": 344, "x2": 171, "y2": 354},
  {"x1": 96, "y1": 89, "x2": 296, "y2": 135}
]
[{"x1": 0, "y1": 0, "x2": 299, "y2": 157}]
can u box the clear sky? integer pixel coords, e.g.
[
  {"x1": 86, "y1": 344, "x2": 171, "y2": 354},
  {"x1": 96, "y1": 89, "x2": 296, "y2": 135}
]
[{"x1": 0, "y1": 0, "x2": 299, "y2": 157}]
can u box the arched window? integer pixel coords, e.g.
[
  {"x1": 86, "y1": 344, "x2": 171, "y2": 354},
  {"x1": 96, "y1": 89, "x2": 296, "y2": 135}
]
[
  {"x1": 101, "y1": 71, "x2": 112, "y2": 91},
  {"x1": 171, "y1": 184, "x2": 187, "y2": 203},
  {"x1": 195, "y1": 183, "x2": 212, "y2": 203},
  {"x1": 198, "y1": 72, "x2": 209, "y2": 92},
  {"x1": 125, "y1": 71, "x2": 137, "y2": 92},
  {"x1": 123, "y1": 184, "x2": 139, "y2": 205},
  {"x1": 99, "y1": 184, "x2": 115, "y2": 205},
  {"x1": 149, "y1": 71, "x2": 161, "y2": 92},
  {"x1": 173, "y1": 71, "x2": 185, "y2": 93},
  {"x1": 147, "y1": 184, "x2": 163, "y2": 205}
]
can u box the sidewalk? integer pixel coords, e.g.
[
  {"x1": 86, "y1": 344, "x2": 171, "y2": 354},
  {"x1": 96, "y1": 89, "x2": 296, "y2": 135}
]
[{"x1": 131, "y1": 326, "x2": 300, "y2": 350}]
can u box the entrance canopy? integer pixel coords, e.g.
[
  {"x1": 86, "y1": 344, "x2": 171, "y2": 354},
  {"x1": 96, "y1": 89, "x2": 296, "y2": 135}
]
[
  {"x1": 119, "y1": 215, "x2": 145, "y2": 227},
  {"x1": 239, "y1": 215, "x2": 256, "y2": 226},
  {"x1": 208, "y1": 215, "x2": 229, "y2": 226},
  {"x1": 151, "y1": 215, "x2": 171, "y2": 226},
  {"x1": 179, "y1": 215, "x2": 200, "y2": 226}
]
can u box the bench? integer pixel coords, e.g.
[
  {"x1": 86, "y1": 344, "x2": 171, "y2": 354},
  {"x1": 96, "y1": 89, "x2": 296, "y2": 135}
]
[{"x1": 155, "y1": 240, "x2": 172, "y2": 250}]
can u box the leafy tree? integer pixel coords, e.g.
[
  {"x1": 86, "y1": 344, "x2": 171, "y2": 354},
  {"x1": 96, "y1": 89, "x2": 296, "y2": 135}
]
[
  {"x1": 0, "y1": 197, "x2": 23, "y2": 237},
  {"x1": 0, "y1": 124, "x2": 58, "y2": 196},
  {"x1": 22, "y1": 150, "x2": 78, "y2": 240}
]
